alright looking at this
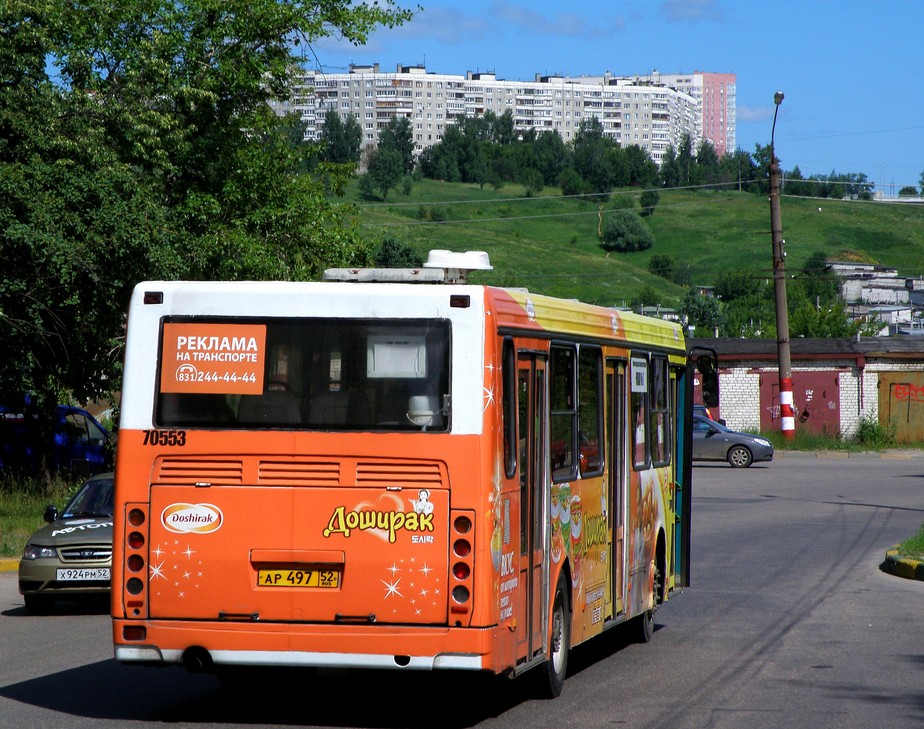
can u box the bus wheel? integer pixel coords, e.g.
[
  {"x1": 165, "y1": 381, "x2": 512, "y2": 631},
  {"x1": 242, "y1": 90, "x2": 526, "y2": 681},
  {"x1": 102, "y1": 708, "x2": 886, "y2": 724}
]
[
  {"x1": 540, "y1": 574, "x2": 571, "y2": 698},
  {"x1": 635, "y1": 607, "x2": 655, "y2": 643},
  {"x1": 634, "y1": 557, "x2": 660, "y2": 643}
]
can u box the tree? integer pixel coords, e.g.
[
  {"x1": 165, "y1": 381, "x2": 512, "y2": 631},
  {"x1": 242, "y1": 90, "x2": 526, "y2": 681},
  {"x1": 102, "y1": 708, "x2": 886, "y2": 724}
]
[
  {"x1": 520, "y1": 167, "x2": 544, "y2": 197},
  {"x1": 676, "y1": 133, "x2": 696, "y2": 186},
  {"x1": 648, "y1": 255, "x2": 675, "y2": 280},
  {"x1": 625, "y1": 145, "x2": 659, "y2": 189},
  {"x1": 639, "y1": 189, "x2": 660, "y2": 216},
  {"x1": 601, "y1": 210, "x2": 654, "y2": 253},
  {"x1": 378, "y1": 116, "x2": 415, "y2": 175},
  {"x1": 714, "y1": 268, "x2": 761, "y2": 302},
  {"x1": 572, "y1": 117, "x2": 618, "y2": 198},
  {"x1": 678, "y1": 289, "x2": 723, "y2": 336},
  {"x1": 320, "y1": 108, "x2": 362, "y2": 165},
  {"x1": 532, "y1": 131, "x2": 568, "y2": 186},
  {"x1": 365, "y1": 146, "x2": 404, "y2": 201},
  {"x1": 558, "y1": 167, "x2": 584, "y2": 197},
  {"x1": 659, "y1": 146, "x2": 681, "y2": 190},
  {"x1": 489, "y1": 109, "x2": 517, "y2": 145},
  {"x1": 374, "y1": 237, "x2": 423, "y2": 267},
  {"x1": 0, "y1": 0, "x2": 415, "y2": 478},
  {"x1": 798, "y1": 250, "x2": 840, "y2": 305},
  {"x1": 630, "y1": 285, "x2": 660, "y2": 310},
  {"x1": 695, "y1": 140, "x2": 720, "y2": 186},
  {"x1": 719, "y1": 148, "x2": 759, "y2": 193}
]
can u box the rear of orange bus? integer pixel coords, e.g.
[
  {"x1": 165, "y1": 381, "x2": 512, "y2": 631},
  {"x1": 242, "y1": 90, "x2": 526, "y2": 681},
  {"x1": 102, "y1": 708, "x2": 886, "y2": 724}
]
[{"x1": 111, "y1": 276, "x2": 511, "y2": 676}]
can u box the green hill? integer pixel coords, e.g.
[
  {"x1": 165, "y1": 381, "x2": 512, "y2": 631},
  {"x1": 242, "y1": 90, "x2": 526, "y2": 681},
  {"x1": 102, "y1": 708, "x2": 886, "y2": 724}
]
[{"x1": 348, "y1": 179, "x2": 924, "y2": 307}]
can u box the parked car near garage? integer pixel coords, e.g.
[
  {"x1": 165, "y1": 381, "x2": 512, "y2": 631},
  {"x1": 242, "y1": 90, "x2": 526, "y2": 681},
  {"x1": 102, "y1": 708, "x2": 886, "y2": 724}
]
[
  {"x1": 18, "y1": 472, "x2": 114, "y2": 613},
  {"x1": 692, "y1": 414, "x2": 773, "y2": 468}
]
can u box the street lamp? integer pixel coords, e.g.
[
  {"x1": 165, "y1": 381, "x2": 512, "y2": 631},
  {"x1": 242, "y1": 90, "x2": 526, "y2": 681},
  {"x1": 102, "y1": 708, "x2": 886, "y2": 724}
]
[{"x1": 769, "y1": 91, "x2": 794, "y2": 439}]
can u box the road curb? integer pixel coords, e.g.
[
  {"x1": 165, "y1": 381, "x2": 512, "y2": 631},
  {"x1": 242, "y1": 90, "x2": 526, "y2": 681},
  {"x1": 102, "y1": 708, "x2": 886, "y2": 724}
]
[
  {"x1": 881, "y1": 545, "x2": 924, "y2": 582},
  {"x1": 0, "y1": 558, "x2": 19, "y2": 574},
  {"x1": 777, "y1": 450, "x2": 924, "y2": 459}
]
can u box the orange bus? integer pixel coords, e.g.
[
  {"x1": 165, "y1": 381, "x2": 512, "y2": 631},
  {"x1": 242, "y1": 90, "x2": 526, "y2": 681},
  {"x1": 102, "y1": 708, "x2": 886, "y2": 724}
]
[{"x1": 112, "y1": 250, "x2": 718, "y2": 697}]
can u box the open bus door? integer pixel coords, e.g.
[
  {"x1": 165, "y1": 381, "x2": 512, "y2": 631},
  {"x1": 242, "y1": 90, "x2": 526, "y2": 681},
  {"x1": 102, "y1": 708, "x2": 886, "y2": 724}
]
[
  {"x1": 676, "y1": 346, "x2": 720, "y2": 588},
  {"x1": 516, "y1": 352, "x2": 548, "y2": 667}
]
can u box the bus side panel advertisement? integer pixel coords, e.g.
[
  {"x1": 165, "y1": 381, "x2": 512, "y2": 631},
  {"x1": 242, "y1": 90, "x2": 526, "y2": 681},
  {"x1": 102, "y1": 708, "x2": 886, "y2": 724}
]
[{"x1": 160, "y1": 322, "x2": 267, "y2": 395}]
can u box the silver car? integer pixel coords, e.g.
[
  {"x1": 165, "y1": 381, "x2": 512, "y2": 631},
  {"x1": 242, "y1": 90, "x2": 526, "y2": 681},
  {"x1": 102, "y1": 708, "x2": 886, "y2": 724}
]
[
  {"x1": 692, "y1": 414, "x2": 774, "y2": 468},
  {"x1": 18, "y1": 472, "x2": 113, "y2": 613}
]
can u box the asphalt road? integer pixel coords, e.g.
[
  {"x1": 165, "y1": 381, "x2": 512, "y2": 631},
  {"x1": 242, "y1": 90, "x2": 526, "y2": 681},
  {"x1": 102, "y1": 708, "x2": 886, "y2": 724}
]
[{"x1": 1, "y1": 454, "x2": 922, "y2": 728}]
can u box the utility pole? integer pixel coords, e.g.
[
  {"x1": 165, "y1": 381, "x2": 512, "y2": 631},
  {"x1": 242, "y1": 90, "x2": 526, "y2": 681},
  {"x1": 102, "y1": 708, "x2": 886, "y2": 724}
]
[{"x1": 769, "y1": 91, "x2": 794, "y2": 439}]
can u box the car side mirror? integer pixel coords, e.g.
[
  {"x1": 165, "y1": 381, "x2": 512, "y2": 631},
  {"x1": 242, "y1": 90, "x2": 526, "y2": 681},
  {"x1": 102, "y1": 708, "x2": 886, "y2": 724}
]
[{"x1": 43, "y1": 504, "x2": 59, "y2": 523}]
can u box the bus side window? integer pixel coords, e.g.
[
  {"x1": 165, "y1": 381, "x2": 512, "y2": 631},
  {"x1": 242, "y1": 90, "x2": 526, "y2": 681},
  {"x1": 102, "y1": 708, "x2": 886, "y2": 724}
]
[
  {"x1": 578, "y1": 346, "x2": 603, "y2": 475},
  {"x1": 550, "y1": 345, "x2": 577, "y2": 482}
]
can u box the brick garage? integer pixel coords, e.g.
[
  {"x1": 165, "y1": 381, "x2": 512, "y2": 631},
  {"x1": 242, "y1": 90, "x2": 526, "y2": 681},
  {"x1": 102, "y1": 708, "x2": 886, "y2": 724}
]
[{"x1": 689, "y1": 338, "x2": 924, "y2": 442}]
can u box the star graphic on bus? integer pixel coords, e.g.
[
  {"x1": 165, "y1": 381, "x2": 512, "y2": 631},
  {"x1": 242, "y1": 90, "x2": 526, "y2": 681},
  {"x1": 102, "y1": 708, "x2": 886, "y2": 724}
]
[{"x1": 382, "y1": 578, "x2": 403, "y2": 599}]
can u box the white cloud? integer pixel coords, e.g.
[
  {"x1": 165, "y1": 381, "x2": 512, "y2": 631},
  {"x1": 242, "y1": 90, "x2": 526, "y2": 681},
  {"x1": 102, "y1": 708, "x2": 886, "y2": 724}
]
[
  {"x1": 737, "y1": 105, "x2": 775, "y2": 124},
  {"x1": 660, "y1": 0, "x2": 722, "y2": 23},
  {"x1": 489, "y1": 1, "x2": 622, "y2": 38}
]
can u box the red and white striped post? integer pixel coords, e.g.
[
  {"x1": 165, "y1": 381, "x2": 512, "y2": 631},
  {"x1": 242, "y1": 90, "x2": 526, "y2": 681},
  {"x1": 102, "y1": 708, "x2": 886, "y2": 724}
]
[{"x1": 769, "y1": 91, "x2": 794, "y2": 440}]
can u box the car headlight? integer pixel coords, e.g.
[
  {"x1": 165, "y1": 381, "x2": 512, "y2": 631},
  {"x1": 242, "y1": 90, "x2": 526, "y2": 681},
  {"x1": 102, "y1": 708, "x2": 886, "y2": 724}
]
[
  {"x1": 754, "y1": 438, "x2": 771, "y2": 448},
  {"x1": 22, "y1": 543, "x2": 57, "y2": 560}
]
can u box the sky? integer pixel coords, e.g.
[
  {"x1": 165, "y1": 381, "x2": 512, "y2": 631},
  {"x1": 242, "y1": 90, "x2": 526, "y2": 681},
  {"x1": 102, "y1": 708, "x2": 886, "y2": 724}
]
[{"x1": 311, "y1": 0, "x2": 924, "y2": 196}]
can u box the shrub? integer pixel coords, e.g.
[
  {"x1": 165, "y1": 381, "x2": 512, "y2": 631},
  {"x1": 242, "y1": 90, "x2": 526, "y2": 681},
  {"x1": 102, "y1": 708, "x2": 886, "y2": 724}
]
[
  {"x1": 852, "y1": 416, "x2": 896, "y2": 448},
  {"x1": 601, "y1": 210, "x2": 654, "y2": 252}
]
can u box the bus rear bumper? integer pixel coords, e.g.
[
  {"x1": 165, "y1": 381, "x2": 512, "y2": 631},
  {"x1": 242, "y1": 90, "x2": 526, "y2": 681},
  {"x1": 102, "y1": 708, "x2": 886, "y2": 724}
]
[{"x1": 113, "y1": 619, "x2": 496, "y2": 673}]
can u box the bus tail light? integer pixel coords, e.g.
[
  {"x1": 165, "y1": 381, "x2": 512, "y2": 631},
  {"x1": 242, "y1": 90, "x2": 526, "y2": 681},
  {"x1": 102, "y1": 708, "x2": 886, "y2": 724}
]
[
  {"x1": 450, "y1": 510, "x2": 475, "y2": 623},
  {"x1": 122, "y1": 503, "x2": 149, "y2": 617}
]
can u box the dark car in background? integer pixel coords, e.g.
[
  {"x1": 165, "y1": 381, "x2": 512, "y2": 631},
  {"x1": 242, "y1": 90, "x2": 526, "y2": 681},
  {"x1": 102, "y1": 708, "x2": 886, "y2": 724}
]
[
  {"x1": 0, "y1": 399, "x2": 113, "y2": 476},
  {"x1": 18, "y1": 472, "x2": 114, "y2": 613},
  {"x1": 692, "y1": 414, "x2": 774, "y2": 468}
]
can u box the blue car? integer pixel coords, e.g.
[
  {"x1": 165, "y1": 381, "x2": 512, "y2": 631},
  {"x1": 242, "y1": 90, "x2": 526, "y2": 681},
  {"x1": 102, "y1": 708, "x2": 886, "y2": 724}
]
[{"x1": 0, "y1": 400, "x2": 113, "y2": 476}]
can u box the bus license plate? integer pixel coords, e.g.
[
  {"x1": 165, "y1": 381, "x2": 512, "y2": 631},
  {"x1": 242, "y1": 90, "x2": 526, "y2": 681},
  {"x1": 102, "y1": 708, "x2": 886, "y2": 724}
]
[
  {"x1": 57, "y1": 567, "x2": 110, "y2": 581},
  {"x1": 258, "y1": 568, "x2": 340, "y2": 588}
]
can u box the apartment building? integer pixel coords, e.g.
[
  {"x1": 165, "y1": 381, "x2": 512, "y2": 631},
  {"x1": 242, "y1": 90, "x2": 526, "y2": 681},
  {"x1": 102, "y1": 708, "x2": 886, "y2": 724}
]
[
  {"x1": 273, "y1": 63, "x2": 713, "y2": 166},
  {"x1": 575, "y1": 70, "x2": 737, "y2": 157}
]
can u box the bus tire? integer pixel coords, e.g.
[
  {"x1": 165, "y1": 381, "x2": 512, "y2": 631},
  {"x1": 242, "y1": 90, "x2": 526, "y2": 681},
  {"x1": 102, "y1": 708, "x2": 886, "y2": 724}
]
[
  {"x1": 635, "y1": 550, "x2": 661, "y2": 643},
  {"x1": 540, "y1": 573, "x2": 571, "y2": 698},
  {"x1": 635, "y1": 606, "x2": 655, "y2": 643}
]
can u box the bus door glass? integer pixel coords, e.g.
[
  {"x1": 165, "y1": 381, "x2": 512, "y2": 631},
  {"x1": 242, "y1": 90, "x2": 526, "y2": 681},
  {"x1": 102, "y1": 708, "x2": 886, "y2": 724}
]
[
  {"x1": 606, "y1": 359, "x2": 626, "y2": 618},
  {"x1": 517, "y1": 352, "x2": 547, "y2": 663}
]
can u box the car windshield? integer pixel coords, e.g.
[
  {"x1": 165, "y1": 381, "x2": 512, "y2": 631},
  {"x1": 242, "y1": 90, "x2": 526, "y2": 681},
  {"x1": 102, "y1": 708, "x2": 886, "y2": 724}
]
[{"x1": 61, "y1": 477, "x2": 114, "y2": 518}]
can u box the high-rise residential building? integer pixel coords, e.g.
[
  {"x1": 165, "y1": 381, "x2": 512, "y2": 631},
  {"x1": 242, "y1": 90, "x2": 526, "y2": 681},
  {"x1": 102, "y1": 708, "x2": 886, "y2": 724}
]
[
  {"x1": 273, "y1": 64, "x2": 731, "y2": 166},
  {"x1": 574, "y1": 70, "x2": 737, "y2": 157}
]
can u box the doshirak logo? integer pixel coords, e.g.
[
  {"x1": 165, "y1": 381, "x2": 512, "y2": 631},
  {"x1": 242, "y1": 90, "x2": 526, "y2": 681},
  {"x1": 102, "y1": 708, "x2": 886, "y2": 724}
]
[{"x1": 161, "y1": 503, "x2": 223, "y2": 534}]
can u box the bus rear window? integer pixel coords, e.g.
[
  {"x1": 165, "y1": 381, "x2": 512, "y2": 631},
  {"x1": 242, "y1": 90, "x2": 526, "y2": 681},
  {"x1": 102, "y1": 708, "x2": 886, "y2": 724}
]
[{"x1": 155, "y1": 318, "x2": 450, "y2": 431}]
